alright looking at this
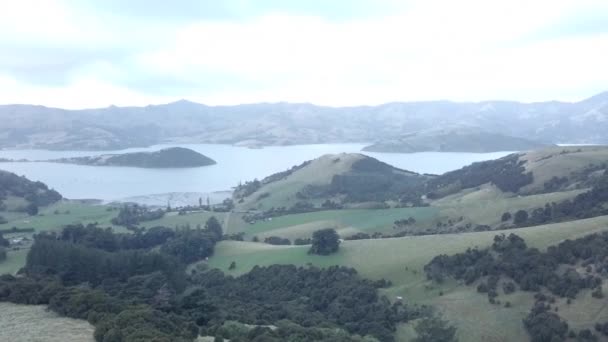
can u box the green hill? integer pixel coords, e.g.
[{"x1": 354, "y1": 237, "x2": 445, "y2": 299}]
[
  {"x1": 426, "y1": 145, "x2": 608, "y2": 199},
  {"x1": 233, "y1": 153, "x2": 432, "y2": 211},
  {"x1": 52, "y1": 147, "x2": 216, "y2": 168},
  {"x1": 0, "y1": 170, "x2": 62, "y2": 216}
]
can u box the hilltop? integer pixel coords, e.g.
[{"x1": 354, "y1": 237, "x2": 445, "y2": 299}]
[
  {"x1": 233, "y1": 153, "x2": 431, "y2": 211},
  {"x1": 51, "y1": 147, "x2": 216, "y2": 168},
  {"x1": 1, "y1": 91, "x2": 607, "y2": 150},
  {"x1": 363, "y1": 127, "x2": 553, "y2": 153}
]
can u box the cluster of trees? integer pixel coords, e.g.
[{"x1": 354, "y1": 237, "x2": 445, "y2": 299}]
[
  {"x1": 0, "y1": 220, "x2": 448, "y2": 341},
  {"x1": 503, "y1": 170, "x2": 608, "y2": 228},
  {"x1": 0, "y1": 170, "x2": 62, "y2": 215},
  {"x1": 110, "y1": 204, "x2": 165, "y2": 226},
  {"x1": 523, "y1": 301, "x2": 569, "y2": 342},
  {"x1": 263, "y1": 236, "x2": 291, "y2": 245},
  {"x1": 186, "y1": 264, "x2": 423, "y2": 341},
  {"x1": 305, "y1": 158, "x2": 428, "y2": 204},
  {"x1": 394, "y1": 217, "x2": 416, "y2": 228},
  {"x1": 424, "y1": 233, "x2": 605, "y2": 300},
  {"x1": 426, "y1": 153, "x2": 533, "y2": 198}
]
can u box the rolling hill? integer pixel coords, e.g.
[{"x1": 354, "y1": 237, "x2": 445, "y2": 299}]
[
  {"x1": 362, "y1": 127, "x2": 553, "y2": 153},
  {"x1": 51, "y1": 147, "x2": 216, "y2": 168},
  {"x1": 233, "y1": 153, "x2": 432, "y2": 211}
]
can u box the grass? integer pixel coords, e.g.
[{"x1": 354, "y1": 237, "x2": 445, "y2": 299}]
[
  {"x1": 434, "y1": 184, "x2": 586, "y2": 227},
  {"x1": 0, "y1": 248, "x2": 28, "y2": 275},
  {"x1": 0, "y1": 302, "x2": 94, "y2": 342},
  {"x1": 228, "y1": 207, "x2": 439, "y2": 240},
  {"x1": 0, "y1": 200, "x2": 118, "y2": 233},
  {"x1": 208, "y1": 214, "x2": 608, "y2": 342},
  {"x1": 236, "y1": 153, "x2": 364, "y2": 211}
]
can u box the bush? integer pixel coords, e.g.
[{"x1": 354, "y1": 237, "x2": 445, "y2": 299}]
[{"x1": 263, "y1": 236, "x2": 291, "y2": 245}]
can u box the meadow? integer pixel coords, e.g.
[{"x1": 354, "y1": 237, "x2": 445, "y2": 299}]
[{"x1": 208, "y1": 214, "x2": 608, "y2": 342}]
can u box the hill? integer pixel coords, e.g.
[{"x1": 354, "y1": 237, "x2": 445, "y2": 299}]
[
  {"x1": 362, "y1": 127, "x2": 553, "y2": 153},
  {"x1": 425, "y1": 145, "x2": 608, "y2": 199},
  {"x1": 233, "y1": 153, "x2": 432, "y2": 211},
  {"x1": 1, "y1": 92, "x2": 608, "y2": 150},
  {"x1": 51, "y1": 147, "x2": 216, "y2": 168},
  {"x1": 0, "y1": 170, "x2": 62, "y2": 216}
]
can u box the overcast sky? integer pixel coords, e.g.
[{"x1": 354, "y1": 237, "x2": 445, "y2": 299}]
[{"x1": 0, "y1": 0, "x2": 606, "y2": 108}]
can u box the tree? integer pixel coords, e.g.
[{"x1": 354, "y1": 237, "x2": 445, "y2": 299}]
[
  {"x1": 205, "y1": 216, "x2": 223, "y2": 241},
  {"x1": 0, "y1": 233, "x2": 9, "y2": 247},
  {"x1": 309, "y1": 229, "x2": 340, "y2": 255},
  {"x1": 501, "y1": 212, "x2": 512, "y2": 222},
  {"x1": 229, "y1": 261, "x2": 236, "y2": 270},
  {"x1": 414, "y1": 316, "x2": 457, "y2": 342},
  {"x1": 514, "y1": 210, "x2": 529, "y2": 226},
  {"x1": 25, "y1": 203, "x2": 38, "y2": 216}
]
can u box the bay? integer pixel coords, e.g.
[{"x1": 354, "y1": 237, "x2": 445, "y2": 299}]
[{"x1": 0, "y1": 144, "x2": 513, "y2": 202}]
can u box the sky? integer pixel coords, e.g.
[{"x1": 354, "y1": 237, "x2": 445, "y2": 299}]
[{"x1": 0, "y1": 0, "x2": 607, "y2": 109}]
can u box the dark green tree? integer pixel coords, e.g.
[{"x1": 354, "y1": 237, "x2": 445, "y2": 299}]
[
  {"x1": 309, "y1": 229, "x2": 340, "y2": 255},
  {"x1": 0, "y1": 233, "x2": 9, "y2": 247},
  {"x1": 414, "y1": 316, "x2": 457, "y2": 342},
  {"x1": 514, "y1": 210, "x2": 529, "y2": 225},
  {"x1": 205, "y1": 216, "x2": 223, "y2": 241}
]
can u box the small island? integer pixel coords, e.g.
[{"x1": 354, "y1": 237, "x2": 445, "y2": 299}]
[{"x1": 52, "y1": 147, "x2": 216, "y2": 168}]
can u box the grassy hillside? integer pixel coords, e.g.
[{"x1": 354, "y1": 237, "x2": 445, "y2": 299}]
[
  {"x1": 519, "y1": 145, "x2": 608, "y2": 194},
  {"x1": 228, "y1": 207, "x2": 438, "y2": 240},
  {"x1": 208, "y1": 215, "x2": 608, "y2": 342},
  {"x1": 234, "y1": 153, "x2": 431, "y2": 211}
]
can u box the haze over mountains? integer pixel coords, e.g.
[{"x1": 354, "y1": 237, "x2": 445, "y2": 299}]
[{"x1": 1, "y1": 91, "x2": 607, "y2": 150}]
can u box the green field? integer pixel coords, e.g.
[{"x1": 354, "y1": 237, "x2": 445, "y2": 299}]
[
  {"x1": 209, "y1": 214, "x2": 608, "y2": 342},
  {"x1": 0, "y1": 302, "x2": 94, "y2": 342},
  {"x1": 0, "y1": 200, "x2": 124, "y2": 275},
  {"x1": 0, "y1": 200, "x2": 118, "y2": 233},
  {"x1": 228, "y1": 207, "x2": 439, "y2": 240}
]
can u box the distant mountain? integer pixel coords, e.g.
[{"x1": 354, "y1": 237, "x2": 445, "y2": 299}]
[
  {"x1": 1, "y1": 92, "x2": 607, "y2": 150},
  {"x1": 52, "y1": 147, "x2": 216, "y2": 168},
  {"x1": 234, "y1": 153, "x2": 432, "y2": 211},
  {"x1": 363, "y1": 128, "x2": 554, "y2": 153}
]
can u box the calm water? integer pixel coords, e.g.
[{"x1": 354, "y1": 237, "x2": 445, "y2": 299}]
[{"x1": 0, "y1": 144, "x2": 512, "y2": 201}]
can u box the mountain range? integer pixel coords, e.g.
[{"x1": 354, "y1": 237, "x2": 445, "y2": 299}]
[{"x1": 0, "y1": 91, "x2": 606, "y2": 150}]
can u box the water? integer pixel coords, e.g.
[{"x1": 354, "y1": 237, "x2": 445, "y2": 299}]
[{"x1": 0, "y1": 144, "x2": 513, "y2": 202}]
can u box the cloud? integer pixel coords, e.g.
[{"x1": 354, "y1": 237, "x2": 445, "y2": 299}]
[{"x1": 0, "y1": 0, "x2": 606, "y2": 108}]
